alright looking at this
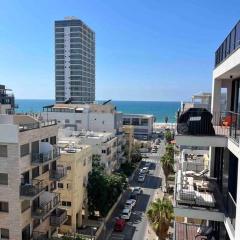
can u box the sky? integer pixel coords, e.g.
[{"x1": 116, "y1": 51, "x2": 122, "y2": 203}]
[{"x1": 0, "y1": 0, "x2": 239, "y2": 101}]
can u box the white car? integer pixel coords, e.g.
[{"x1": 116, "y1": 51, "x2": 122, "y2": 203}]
[
  {"x1": 142, "y1": 167, "x2": 149, "y2": 173},
  {"x1": 124, "y1": 199, "x2": 136, "y2": 209},
  {"x1": 138, "y1": 174, "x2": 146, "y2": 183},
  {"x1": 132, "y1": 187, "x2": 143, "y2": 194},
  {"x1": 121, "y1": 208, "x2": 132, "y2": 220}
]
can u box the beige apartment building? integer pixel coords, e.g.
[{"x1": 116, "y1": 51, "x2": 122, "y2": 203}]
[
  {"x1": 55, "y1": 142, "x2": 92, "y2": 234},
  {"x1": 0, "y1": 114, "x2": 68, "y2": 240},
  {"x1": 122, "y1": 125, "x2": 134, "y2": 162}
]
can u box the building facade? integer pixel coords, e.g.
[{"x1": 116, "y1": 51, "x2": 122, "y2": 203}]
[
  {"x1": 122, "y1": 125, "x2": 134, "y2": 162},
  {"x1": 0, "y1": 84, "x2": 16, "y2": 114},
  {"x1": 55, "y1": 143, "x2": 92, "y2": 234},
  {"x1": 55, "y1": 17, "x2": 95, "y2": 104},
  {"x1": 0, "y1": 114, "x2": 66, "y2": 240},
  {"x1": 122, "y1": 114, "x2": 155, "y2": 140},
  {"x1": 175, "y1": 20, "x2": 240, "y2": 240}
]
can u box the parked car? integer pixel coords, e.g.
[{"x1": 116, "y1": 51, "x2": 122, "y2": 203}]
[
  {"x1": 121, "y1": 208, "x2": 132, "y2": 220},
  {"x1": 132, "y1": 187, "x2": 143, "y2": 194},
  {"x1": 124, "y1": 199, "x2": 136, "y2": 209},
  {"x1": 142, "y1": 167, "x2": 149, "y2": 174},
  {"x1": 138, "y1": 174, "x2": 146, "y2": 183},
  {"x1": 145, "y1": 162, "x2": 151, "y2": 168},
  {"x1": 114, "y1": 218, "x2": 126, "y2": 231},
  {"x1": 129, "y1": 192, "x2": 138, "y2": 200}
]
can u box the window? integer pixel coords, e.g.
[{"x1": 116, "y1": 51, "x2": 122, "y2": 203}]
[
  {"x1": 58, "y1": 183, "x2": 64, "y2": 188},
  {"x1": 50, "y1": 136, "x2": 57, "y2": 145},
  {"x1": 67, "y1": 166, "x2": 71, "y2": 171},
  {"x1": 64, "y1": 215, "x2": 72, "y2": 226},
  {"x1": 0, "y1": 228, "x2": 9, "y2": 239},
  {"x1": 62, "y1": 201, "x2": 71, "y2": 207},
  {"x1": 102, "y1": 150, "x2": 106, "y2": 154},
  {"x1": 0, "y1": 173, "x2": 8, "y2": 185},
  {"x1": 21, "y1": 200, "x2": 30, "y2": 213},
  {"x1": 76, "y1": 120, "x2": 81, "y2": 124},
  {"x1": 0, "y1": 145, "x2": 7, "y2": 157},
  {"x1": 65, "y1": 119, "x2": 70, "y2": 124},
  {"x1": 0, "y1": 201, "x2": 9, "y2": 212},
  {"x1": 42, "y1": 164, "x2": 49, "y2": 174},
  {"x1": 20, "y1": 144, "x2": 29, "y2": 157}
]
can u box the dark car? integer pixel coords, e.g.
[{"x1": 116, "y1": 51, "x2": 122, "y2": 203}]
[
  {"x1": 114, "y1": 218, "x2": 126, "y2": 231},
  {"x1": 129, "y1": 192, "x2": 138, "y2": 200}
]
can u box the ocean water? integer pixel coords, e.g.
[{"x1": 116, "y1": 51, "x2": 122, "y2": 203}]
[{"x1": 16, "y1": 99, "x2": 180, "y2": 123}]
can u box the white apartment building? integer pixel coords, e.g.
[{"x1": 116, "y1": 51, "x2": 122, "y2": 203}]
[
  {"x1": 55, "y1": 17, "x2": 95, "y2": 104},
  {"x1": 0, "y1": 114, "x2": 67, "y2": 240},
  {"x1": 122, "y1": 114, "x2": 155, "y2": 140},
  {"x1": 175, "y1": 20, "x2": 240, "y2": 240},
  {"x1": 41, "y1": 104, "x2": 123, "y2": 134},
  {"x1": 59, "y1": 129, "x2": 118, "y2": 174}
]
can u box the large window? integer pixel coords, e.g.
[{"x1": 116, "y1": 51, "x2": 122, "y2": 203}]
[
  {"x1": 0, "y1": 145, "x2": 7, "y2": 157},
  {"x1": 0, "y1": 173, "x2": 8, "y2": 185},
  {"x1": 0, "y1": 229, "x2": 9, "y2": 239}
]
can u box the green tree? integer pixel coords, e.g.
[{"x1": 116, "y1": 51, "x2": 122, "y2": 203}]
[
  {"x1": 160, "y1": 152, "x2": 174, "y2": 191},
  {"x1": 147, "y1": 198, "x2": 174, "y2": 240},
  {"x1": 164, "y1": 130, "x2": 172, "y2": 143}
]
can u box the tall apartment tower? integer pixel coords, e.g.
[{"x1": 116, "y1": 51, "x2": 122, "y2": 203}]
[{"x1": 55, "y1": 17, "x2": 95, "y2": 104}]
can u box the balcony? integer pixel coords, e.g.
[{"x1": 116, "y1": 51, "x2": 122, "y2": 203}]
[
  {"x1": 50, "y1": 208, "x2": 68, "y2": 226},
  {"x1": 19, "y1": 120, "x2": 57, "y2": 132},
  {"x1": 174, "y1": 222, "x2": 218, "y2": 240},
  {"x1": 176, "y1": 109, "x2": 240, "y2": 147},
  {"x1": 32, "y1": 146, "x2": 60, "y2": 165},
  {"x1": 32, "y1": 231, "x2": 48, "y2": 240},
  {"x1": 32, "y1": 192, "x2": 60, "y2": 219},
  {"x1": 49, "y1": 167, "x2": 67, "y2": 181},
  {"x1": 174, "y1": 170, "x2": 224, "y2": 222},
  {"x1": 20, "y1": 179, "x2": 45, "y2": 199}
]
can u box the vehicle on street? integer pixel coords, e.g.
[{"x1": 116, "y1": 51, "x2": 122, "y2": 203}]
[
  {"x1": 145, "y1": 162, "x2": 151, "y2": 168},
  {"x1": 151, "y1": 148, "x2": 157, "y2": 153},
  {"x1": 121, "y1": 208, "x2": 132, "y2": 220},
  {"x1": 142, "y1": 167, "x2": 149, "y2": 173},
  {"x1": 132, "y1": 187, "x2": 143, "y2": 194},
  {"x1": 114, "y1": 218, "x2": 126, "y2": 231},
  {"x1": 129, "y1": 192, "x2": 138, "y2": 200},
  {"x1": 124, "y1": 199, "x2": 136, "y2": 209},
  {"x1": 138, "y1": 174, "x2": 146, "y2": 183}
]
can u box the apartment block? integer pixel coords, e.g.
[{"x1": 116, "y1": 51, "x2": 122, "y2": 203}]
[
  {"x1": 123, "y1": 114, "x2": 155, "y2": 140},
  {"x1": 55, "y1": 17, "x2": 95, "y2": 104},
  {"x1": 0, "y1": 84, "x2": 16, "y2": 114},
  {"x1": 122, "y1": 125, "x2": 134, "y2": 162},
  {"x1": 55, "y1": 142, "x2": 92, "y2": 234},
  {"x1": 174, "y1": 20, "x2": 240, "y2": 240},
  {"x1": 0, "y1": 114, "x2": 66, "y2": 240},
  {"x1": 59, "y1": 129, "x2": 117, "y2": 174}
]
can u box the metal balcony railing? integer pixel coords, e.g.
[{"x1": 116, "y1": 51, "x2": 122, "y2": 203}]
[
  {"x1": 19, "y1": 120, "x2": 57, "y2": 132},
  {"x1": 32, "y1": 147, "x2": 60, "y2": 165},
  {"x1": 226, "y1": 193, "x2": 236, "y2": 229},
  {"x1": 32, "y1": 193, "x2": 60, "y2": 219},
  {"x1": 20, "y1": 179, "x2": 45, "y2": 198},
  {"x1": 50, "y1": 208, "x2": 68, "y2": 226},
  {"x1": 32, "y1": 231, "x2": 48, "y2": 240}
]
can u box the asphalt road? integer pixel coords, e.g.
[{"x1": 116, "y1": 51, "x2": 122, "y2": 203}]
[{"x1": 108, "y1": 141, "x2": 165, "y2": 240}]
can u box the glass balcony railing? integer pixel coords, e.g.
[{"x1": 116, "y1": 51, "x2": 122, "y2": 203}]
[
  {"x1": 20, "y1": 179, "x2": 45, "y2": 198},
  {"x1": 49, "y1": 168, "x2": 67, "y2": 181},
  {"x1": 215, "y1": 20, "x2": 240, "y2": 67}
]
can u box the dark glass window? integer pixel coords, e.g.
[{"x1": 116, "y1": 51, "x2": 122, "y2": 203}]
[
  {"x1": 42, "y1": 164, "x2": 49, "y2": 174},
  {"x1": 236, "y1": 22, "x2": 240, "y2": 47},
  {"x1": 0, "y1": 201, "x2": 9, "y2": 212},
  {"x1": 32, "y1": 167, "x2": 39, "y2": 178},
  {"x1": 20, "y1": 144, "x2": 29, "y2": 157},
  {"x1": 0, "y1": 173, "x2": 8, "y2": 185},
  {"x1": 230, "y1": 28, "x2": 236, "y2": 52},
  {"x1": 1, "y1": 228, "x2": 9, "y2": 239},
  {"x1": 0, "y1": 145, "x2": 7, "y2": 157},
  {"x1": 58, "y1": 183, "x2": 64, "y2": 188}
]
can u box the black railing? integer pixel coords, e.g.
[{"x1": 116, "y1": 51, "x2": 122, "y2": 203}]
[
  {"x1": 215, "y1": 20, "x2": 240, "y2": 67},
  {"x1": 32, "y1": 147, "x2": 60, "y2": 165},
  {"x1": 177, "y1": 110, "x2": 240, "y2": 142},
  {"x1": 49, "y1": 168, "x2": 67, "y2": 181},
  {"x1": 50, "y1": 208, "x2": 68, "y2": 226},
  {"x1": 19, "y1": 120, "x2": 57, "y2": 132},
  {"x1": 32, "y1": 193, "x2": 60, "y2": 218},
  {"x1": 226, "y1": 193, "x2": 236, "y2": 229},
  {"x1": 20, "y1": 179, "x2": 45, "y2": 197}
]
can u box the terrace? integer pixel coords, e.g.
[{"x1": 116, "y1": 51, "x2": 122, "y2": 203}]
[
  {"x1": 49, "y1": 166, "x2": 67, "y2": 181},
  {"x1": 174, "y1": 169, "x2": 224, "y2": 222},
  {"x1": 20, "y1": 179, "x2": 45, "y2": 199},
  {"x1": 50, "y1": 208, "x2": 68, "y2": 227},
  {"x1": 19, "y1": 119, "x2": 57, "y2": 132}
]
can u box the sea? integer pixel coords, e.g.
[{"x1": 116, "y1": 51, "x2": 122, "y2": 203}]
[{"x1": 15, "y1": 99, "x2": 180, "y2": 123}]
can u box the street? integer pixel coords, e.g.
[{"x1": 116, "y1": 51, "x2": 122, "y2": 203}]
[{"x1": 108, "y1": 141, "x2": 165, "y2": 240}]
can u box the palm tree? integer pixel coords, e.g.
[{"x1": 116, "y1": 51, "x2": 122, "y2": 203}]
[
  {"x1": 147, "y1": 198, "x2": 174, "y2": 240},
  {"x1": 160, "y1": 152, "x2": 174, "y2": 191}
]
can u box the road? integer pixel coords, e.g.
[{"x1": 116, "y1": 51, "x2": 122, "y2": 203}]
[{"x1": 108, "y1": 141, "x2": 166, "y2": 240}]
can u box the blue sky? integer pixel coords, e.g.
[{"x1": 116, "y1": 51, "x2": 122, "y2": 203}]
[{"x1": 0, "y1": 0, "x2": 239, "y2": 101}]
